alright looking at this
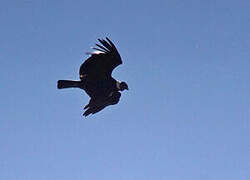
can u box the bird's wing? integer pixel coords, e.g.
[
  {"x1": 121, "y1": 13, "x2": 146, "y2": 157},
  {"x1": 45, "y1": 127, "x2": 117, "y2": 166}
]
[
  {"x1": 83, "y1": 92, "x2": 121, "y2": 116},
  {"x1": 79, "y1": 37, "x2": 122, "y2": 80}
]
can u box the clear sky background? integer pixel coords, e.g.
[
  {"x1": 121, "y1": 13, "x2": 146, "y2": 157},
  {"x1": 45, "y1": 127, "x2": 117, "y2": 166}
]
[{"x1": 1, "y1": 0, "x2": 250, "y2": 180}]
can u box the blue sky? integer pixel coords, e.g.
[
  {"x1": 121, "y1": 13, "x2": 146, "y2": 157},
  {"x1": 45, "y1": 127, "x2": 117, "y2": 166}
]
[{"x1": 1, "y1": 0, "x2": 250, "y2": 180}]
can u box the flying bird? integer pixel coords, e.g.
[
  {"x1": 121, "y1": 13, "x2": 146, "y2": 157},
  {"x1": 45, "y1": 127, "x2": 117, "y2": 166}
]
[{"x1": 57, "y1": 37, "x2": 128, "y2": 116}]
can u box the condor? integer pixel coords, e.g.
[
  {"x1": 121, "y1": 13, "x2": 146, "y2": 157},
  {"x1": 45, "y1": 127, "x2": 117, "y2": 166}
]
[{"x1": 57, "y1": 38, "x2": 128, "y2": 116}]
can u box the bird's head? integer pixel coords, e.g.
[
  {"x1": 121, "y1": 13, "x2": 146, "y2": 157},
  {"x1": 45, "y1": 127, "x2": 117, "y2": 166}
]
[{"x1": 119, "y1": 81, "x2": 129, "y2": 91}]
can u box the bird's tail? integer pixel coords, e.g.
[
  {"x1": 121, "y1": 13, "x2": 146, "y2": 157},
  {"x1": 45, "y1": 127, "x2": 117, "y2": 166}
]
[{"x1": 57, "y1": 80, "x2": 81, "y2": 89}]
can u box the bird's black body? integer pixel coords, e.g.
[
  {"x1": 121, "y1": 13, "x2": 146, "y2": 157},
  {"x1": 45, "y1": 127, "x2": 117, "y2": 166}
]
[{"x1": 57, "y1": 37, "x2": 128, "y2": 116}]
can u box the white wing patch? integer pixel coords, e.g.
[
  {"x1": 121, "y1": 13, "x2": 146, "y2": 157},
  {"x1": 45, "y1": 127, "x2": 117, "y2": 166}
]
[{"x1": 86, "y1": 50, "x2": 104, "y2": 55}]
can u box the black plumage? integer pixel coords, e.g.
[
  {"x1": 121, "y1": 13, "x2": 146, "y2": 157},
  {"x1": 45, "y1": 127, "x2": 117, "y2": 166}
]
[{"x1": 57, "y1": 37, "x2": 128, "y2": 116}]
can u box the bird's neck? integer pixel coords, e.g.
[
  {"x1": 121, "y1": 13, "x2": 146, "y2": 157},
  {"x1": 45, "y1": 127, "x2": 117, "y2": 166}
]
[{"x1": 116, "y1": 81, "x2": 121, "y2": 90}]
